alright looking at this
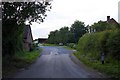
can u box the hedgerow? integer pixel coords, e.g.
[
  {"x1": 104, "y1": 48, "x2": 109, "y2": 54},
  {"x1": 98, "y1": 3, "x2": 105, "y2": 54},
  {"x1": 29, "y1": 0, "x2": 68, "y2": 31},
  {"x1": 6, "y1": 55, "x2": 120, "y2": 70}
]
[{"x1": 77, "y1": 29, "x2": 120, "y2": 61}]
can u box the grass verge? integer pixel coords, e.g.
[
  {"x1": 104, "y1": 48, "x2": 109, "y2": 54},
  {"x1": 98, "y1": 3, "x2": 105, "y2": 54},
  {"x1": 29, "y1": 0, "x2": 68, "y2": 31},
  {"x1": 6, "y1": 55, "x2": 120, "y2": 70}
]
[
  {"x1": 42, "y1": 43, "x2": 58, "y2": 46},
  {"x1": 2, "y1": 48, "x2": 42, "y2": 77},
  {"x1": 74, "y1": 51, "x2": 120, "y2": 78},
  {"x1": 63, "y1": 46, "x2": 75, "y2": 50}
]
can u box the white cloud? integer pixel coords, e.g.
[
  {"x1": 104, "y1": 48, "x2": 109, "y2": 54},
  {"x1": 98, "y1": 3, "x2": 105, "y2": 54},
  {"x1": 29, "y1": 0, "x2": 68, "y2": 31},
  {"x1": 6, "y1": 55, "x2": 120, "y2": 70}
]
[{"x1": 31, "y1": 0, "x2": 119, "y2": 40}]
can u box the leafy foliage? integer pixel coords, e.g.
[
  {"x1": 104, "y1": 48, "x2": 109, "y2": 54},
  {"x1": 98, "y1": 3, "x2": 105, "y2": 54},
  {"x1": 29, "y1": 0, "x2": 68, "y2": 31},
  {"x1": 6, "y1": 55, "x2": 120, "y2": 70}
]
[
  {"x1": 48, "y1": 20, "x2": 87, "y2": 44},
  {"x1": 70, "y1": 20, "x2": 88, "y2": 43},
  {"x1": 2, "y1": 1, "x2": 52, "y2": 56},
  {"x1": 2, "y1": 2, "x2": 51, "y2": 24},
  {"x1": 76, "y1": 20, "x2": 120, "y2": 78},
  {"x1": 77, "y1": 29, "x2": 120, "y2": 61},
  {"x1": 66, "y1": 43, "x2": 77, "y2": 49},
  {"x1": 89, "y1": 20, "x2": 119, "y2": 32},
  {"x1": 48, "y1": 27, "x2": 70, "y2": 44},
  {"x1": 91, "y1": 21, "x2": 109, "y2": 32},
  {"x1": 106, "y1": 30, "x2": 120, "y2": 60}
]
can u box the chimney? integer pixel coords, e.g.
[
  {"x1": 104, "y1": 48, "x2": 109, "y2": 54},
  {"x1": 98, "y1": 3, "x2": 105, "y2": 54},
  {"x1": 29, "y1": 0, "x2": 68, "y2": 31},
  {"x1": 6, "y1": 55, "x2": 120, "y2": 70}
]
[{"x1": 107, "y1": 16, "x2": 110, "y2": 21}]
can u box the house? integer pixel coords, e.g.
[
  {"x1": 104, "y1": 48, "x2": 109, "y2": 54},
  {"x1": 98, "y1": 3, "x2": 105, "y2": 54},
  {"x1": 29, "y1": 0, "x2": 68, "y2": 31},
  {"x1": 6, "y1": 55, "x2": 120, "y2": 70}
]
[
  {"x1": 106, "y1": 16, "x2": 120, "y2": 27},
  {"x1": 23, "y1": 25, "x2": 33, "y2": 51},
  {"x1": 89, "y1": 16, "x2": 120, "y2": 33},
  {"x1": 38, "y1": 38, "x2": 48, "y2": 43}
]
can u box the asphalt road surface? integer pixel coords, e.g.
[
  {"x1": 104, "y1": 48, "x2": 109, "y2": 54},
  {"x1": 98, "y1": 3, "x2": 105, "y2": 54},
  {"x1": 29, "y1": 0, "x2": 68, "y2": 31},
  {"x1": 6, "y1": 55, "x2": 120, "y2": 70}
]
[{"x1": 11, "y1": 46, "x2": 106, "y2": 78}]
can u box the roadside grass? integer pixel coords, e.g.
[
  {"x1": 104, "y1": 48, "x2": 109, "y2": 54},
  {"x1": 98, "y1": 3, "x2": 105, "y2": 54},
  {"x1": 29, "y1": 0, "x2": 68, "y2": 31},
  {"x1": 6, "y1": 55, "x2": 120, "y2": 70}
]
[
  {"x1": 42, "y1": 43, "x2": 58, "y2": 46},
  {"x1": 63, "y1": 46, "x2": 75, "y2": 50},
  {"x1": 2, "y1": 48, "x2": 42, "y2": 77},
  {"x1": 74, "y1": 51, "x2": 120, "y2": 78}
]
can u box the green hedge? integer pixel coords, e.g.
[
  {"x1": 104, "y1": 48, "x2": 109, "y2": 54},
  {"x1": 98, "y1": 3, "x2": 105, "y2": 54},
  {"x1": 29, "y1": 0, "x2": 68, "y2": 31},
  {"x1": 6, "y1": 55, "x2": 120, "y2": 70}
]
[
  {"x1": 77, "y1": 29, "x2": 120, "y2": 61},
  {"x1": 106, "y1": 30, "x2": 120, "y2": 60}
]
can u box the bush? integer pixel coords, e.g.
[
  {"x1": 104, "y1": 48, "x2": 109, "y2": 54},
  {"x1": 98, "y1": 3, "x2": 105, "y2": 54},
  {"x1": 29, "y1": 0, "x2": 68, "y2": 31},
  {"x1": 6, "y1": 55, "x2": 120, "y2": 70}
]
[
  {"x1": 106, "y1": 30, "x2": 120, "y2": 60},
  {"x1": 67, "y1": 43, "x2": 77, "y2": 49},
  {"x1": 77, "y1": 29, "x2": 120, "y2": 61}
]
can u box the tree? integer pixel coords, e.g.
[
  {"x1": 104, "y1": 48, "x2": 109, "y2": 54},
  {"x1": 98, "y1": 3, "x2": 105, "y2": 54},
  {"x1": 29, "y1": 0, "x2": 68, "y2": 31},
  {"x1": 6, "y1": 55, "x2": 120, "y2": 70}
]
[
  {"x1": 91, "y1": 21, "x2": 109, "y2": 32},
  {"x1": 48, "y1": 27, "x2": 70, "y2": 44},
  {"x1": 48, "y1": 20, "x2": 87, "y2": 44},
  {"x1": 59, "y1": 27, "x2": 69, "y2": 44},
  {"x1": 48, "y1": 30, "x2": 56, "y2": 44},
  {"x1": 67, "y1": 32, "x2": 75, "y2": 43},
  {"x1": 91, "y1": 20, "x2": 119, "y2": 32},
  {"x1": 70, "y1": 20, "x2": 87, "y2": 43},
  {"x1": 2, "y1": 1, "x2": 52, "y2": 56},
  {"x1": 2, "y1": 1, "x2": 52, "y2": 24}
]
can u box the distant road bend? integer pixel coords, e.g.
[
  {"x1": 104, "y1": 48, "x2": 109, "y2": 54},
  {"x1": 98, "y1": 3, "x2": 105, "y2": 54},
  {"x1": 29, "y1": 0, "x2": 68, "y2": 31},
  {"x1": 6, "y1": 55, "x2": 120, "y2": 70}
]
[{"x1": 12, "y1": 46, "x2": 106, "y2": 78}]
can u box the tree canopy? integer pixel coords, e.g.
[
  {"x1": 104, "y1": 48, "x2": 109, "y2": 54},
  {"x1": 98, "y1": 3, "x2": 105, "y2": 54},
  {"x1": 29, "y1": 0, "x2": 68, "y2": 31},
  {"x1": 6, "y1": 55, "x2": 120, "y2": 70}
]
[
  {"x1": 2, "y1": 1, "x2": 52, "y2": 56},
  {"x1": 48, "y1": 20, "x2": 87, "y2": 44},
  {"x1": 70, "y1": 20, "x2": 87, "y2": 43},
  {"x1": 2, "y1": 1, "x2": 52, "y2": 24},
  {"x1": 90, "y1": 20, "x2": 120, "y2": 32}
]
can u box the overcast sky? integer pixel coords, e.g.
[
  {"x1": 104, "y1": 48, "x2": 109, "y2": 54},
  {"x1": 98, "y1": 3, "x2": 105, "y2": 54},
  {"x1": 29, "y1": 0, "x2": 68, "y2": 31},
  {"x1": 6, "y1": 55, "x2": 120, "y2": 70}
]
[{"x1": 31, "y1": 0, "x2": 120, "y2": 40}]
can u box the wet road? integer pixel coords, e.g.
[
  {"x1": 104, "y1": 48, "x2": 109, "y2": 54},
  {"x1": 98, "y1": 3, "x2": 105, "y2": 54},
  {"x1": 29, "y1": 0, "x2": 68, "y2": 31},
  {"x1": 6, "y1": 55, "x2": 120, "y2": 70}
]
[{"x1": 12, "y1": 46, "x2": 105, "y2": 78}]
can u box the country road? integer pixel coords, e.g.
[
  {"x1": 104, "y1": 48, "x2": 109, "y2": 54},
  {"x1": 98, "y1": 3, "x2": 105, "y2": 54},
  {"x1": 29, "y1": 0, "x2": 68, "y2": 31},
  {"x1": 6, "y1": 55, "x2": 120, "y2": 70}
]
[{"x1": 11, "y1": 46, "x2": 106, "y2": 78}]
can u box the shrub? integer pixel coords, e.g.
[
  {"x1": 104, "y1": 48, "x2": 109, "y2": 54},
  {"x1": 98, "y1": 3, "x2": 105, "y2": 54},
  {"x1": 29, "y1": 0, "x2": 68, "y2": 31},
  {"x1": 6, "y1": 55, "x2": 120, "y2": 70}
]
[
  {"x1": 77, "y1": 29, "x2": 120, "y2": 61},
  {"x1": 67, "y1": 43, "x2": 77, "y2": 49},
  {"x1": 106, "y1": 30, "x2": 120, "y2": 60}
]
